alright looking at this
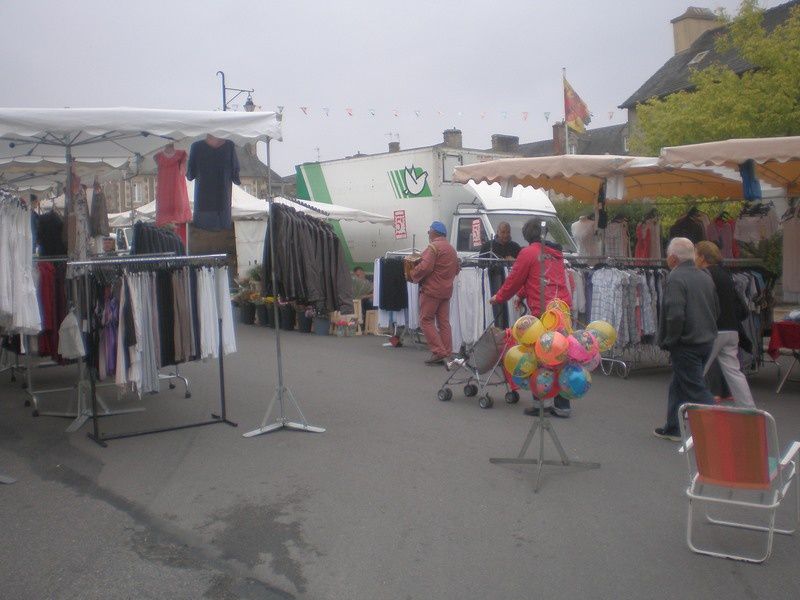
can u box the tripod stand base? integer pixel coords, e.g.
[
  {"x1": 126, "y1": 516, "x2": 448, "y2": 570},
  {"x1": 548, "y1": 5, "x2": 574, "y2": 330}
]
[
  {"x1": 490, "y1": 412, "x2": 600, "y2": 492},
  {"x1": 243, "y1": 420, "x2": 325, "y2": 437}
]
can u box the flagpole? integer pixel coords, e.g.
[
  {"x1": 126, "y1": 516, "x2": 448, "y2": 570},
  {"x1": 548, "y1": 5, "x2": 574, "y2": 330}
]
[{"x1": 562, "y1": 68, "x2": 569, "y2": 155}]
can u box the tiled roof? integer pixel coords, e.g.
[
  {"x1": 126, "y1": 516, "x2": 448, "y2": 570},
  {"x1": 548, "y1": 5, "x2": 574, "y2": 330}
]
[{"x1": 620, "y1": 1, "x2": 799, "y2": 109}]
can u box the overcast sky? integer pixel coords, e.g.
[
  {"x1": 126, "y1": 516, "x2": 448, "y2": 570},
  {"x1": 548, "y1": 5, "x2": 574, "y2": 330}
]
[{"x1": 0, "y1": 0, "x2": 780, "y2": 175}]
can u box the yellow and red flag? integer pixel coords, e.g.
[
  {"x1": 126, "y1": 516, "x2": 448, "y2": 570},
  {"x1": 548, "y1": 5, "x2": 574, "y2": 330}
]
[{"x1": 564, "y1": 77, "x2": 591, "y2": 133}]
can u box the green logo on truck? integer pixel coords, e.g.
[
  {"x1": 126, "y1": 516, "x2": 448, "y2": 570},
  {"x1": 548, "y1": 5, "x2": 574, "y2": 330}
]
[{"x1": 388, "y1": 166, "x2": 432, "y2": 199}]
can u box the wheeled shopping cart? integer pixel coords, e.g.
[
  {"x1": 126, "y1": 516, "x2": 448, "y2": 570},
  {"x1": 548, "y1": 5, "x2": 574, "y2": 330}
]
[{"x1": 437, "y1": 323, "x2": 520, "y2": 409}]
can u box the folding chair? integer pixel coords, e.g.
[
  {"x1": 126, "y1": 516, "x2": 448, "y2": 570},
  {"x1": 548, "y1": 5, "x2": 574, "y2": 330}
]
[{"x1": 678, "y1": 404, "x2": 800, "y2": 563}]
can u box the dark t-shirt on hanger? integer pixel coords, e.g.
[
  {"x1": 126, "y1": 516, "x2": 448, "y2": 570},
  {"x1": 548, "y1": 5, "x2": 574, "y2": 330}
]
[{"x1": 187, "y1": 139, "x2": 240, "y2": 231}]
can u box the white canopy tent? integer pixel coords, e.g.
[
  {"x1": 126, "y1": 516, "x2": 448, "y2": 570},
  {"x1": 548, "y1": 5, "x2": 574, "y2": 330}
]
[{"x1": 0, "y1": 107, "x2": 282, "y2": 216}]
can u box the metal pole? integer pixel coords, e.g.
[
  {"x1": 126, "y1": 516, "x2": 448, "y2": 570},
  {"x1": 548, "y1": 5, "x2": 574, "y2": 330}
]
[
  {"x1": 217, "y1": 71, "x2": 227, "y2": 111},
  {"x1": 65, "y1": 145, "x2": 73, "y2": 237},
  {"x1": 562, "y1": 68, "x2": 569, "y2": 155},
  {"x1": 266, "y1": 140, "x2": 286, "y2": 420}
]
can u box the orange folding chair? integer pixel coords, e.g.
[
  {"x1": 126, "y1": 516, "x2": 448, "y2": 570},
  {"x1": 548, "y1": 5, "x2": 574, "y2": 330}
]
[{"x1": 678, "y1": 404, "x2": 800, "y2": 563}]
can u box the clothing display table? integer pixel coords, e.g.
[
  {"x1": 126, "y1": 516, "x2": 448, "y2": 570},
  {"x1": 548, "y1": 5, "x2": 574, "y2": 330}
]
[{"x1": 768, "y1": 321, "x2": 800, "y2": 393}]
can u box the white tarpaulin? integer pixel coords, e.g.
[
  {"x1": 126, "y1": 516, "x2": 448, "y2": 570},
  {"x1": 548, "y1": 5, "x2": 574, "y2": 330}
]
[
  {"x1": 234, "y1": 220, "x2": 269, "y2": 276},
  {"x1": 108, "y1": 182, "x2": 393, "y2": 227},
  {"x1": 0, "y1": 107, "x2": 282, "y2": 163}
]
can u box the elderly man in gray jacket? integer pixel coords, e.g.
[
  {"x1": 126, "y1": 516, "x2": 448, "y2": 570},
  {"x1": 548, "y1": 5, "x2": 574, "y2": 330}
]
[{"x1": 654, "y1": 237, "x2": 719, "y2": 441}]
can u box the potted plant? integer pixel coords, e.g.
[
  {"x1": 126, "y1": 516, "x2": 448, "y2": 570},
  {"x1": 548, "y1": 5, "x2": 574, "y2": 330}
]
[
  {"x1": 296, "y1": 305, "x2": 314, "y2": 333},
  {"x1": 278, "y1": 300, "x2": 295, "y2": 331},
  {"x1": 263, "y1": 296, "x2": 276, "y2": 328},
  {"x1": 312, "y1": 307, "x2": 331, "y2": 336},
  {"x1": 253, "y1": 295, "x2": 268, "y2": 327},
  {"x1": 234, "y1": 289, "x2": 256, "y2": 325}
]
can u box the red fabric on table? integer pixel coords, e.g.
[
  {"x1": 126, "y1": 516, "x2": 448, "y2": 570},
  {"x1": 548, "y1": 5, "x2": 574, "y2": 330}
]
[{"x1": 767, "y1": 321, "x2": 800, "y2": 360}]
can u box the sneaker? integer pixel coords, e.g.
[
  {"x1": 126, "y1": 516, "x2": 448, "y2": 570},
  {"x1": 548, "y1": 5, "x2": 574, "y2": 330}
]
[
  {"x1": 424, "y1": 354, "x2": 445, "y2": 366},
  {"x1": 551, "y1": 396, "x2": 572, "y2": 418},
  {"x1": 653, "y1": 427, "x2": 681, "y2": 442},
  {"x1": 445, "y1": 357, "x2": 465, "y2": 371},
  {"x1": 523, "y1": 405, "x2": 544, "y2": 416}
]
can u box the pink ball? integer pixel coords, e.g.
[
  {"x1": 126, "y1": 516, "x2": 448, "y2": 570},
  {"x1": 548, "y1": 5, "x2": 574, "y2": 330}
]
[{"x1": 567, "y1": 330, "x2": 600, "y2": 365}]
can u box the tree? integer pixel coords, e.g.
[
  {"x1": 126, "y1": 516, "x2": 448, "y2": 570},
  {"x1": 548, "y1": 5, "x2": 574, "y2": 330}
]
[{"x1": 631, "y1": 0, "x2": 800, "y2": 155}]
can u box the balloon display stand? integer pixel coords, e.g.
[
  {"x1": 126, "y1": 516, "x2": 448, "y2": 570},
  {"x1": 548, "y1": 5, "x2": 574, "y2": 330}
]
[{"x1": 490, "y1": 410, "x2": 600, "y2": 492}]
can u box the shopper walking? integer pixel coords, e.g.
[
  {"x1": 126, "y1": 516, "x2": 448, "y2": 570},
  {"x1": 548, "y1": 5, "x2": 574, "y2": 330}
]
[
  {"x1": 654, "y1": 238, "x2": 719, "y2": 441},
  {"x1": 695, "y1": 241, "x2": 755, "y2": 407},
  {"x1": 490, "y1": 219, "x2": 573, "y2": 417},
  {"x1": 410, "y1": 221, "x2": 460, "y2": 365}
]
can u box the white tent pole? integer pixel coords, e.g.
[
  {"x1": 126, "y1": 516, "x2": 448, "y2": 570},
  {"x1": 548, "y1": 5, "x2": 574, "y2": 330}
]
[{"x1": 244, "y1": 137, "x2": 325, "y2": 438}]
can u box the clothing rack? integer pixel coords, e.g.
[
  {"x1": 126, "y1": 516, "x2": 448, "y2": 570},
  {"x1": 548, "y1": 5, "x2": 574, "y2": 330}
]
[
  {"x1": 244, "y1": 189, "x2": 325, "y2": 438},
  {"x1": 71, "y1": 253, "x2": 237, "y2": 446}
]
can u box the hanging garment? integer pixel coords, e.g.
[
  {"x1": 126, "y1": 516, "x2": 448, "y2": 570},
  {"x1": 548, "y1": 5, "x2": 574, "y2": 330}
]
[
  {"x1": 215, "y1": 266, "x2": 237, "y2": 355},
  {"x1": 571, "y1": 217, "x2": 600, "y2": 257},
  {"x1": 89, "y1": 187, "x2": 110, "y2": 237},
  {"x1": 706, "y1": 218, "x2": 738, "y2": 258},
  {"x1": 155, "y1": 149, "x2": 192, "y2": 226},
  {"x1": 669, "y1": 214, "x2": 705, "y2": 244},
  {"x1": 66, "y1": 186, "x2": 91, "y2": 260},
  {"x1": 378, "y1": 258, "x2": 408, "y2": 310},
  {"x1": 37, "y1": 211, "x2": 68, "y2": 257},
  {"x1": 604, "y1": 220, "x2": 630, "y2": 258},
  {"x1": 187, "y1": 139, "x2": 240, "y2": 231},
  {"x1": 57, "y1": 310, "x2": 85, "y2": 359},
  {"x1": 0, "y1": 196, "x2": 42, "y2": 335}
]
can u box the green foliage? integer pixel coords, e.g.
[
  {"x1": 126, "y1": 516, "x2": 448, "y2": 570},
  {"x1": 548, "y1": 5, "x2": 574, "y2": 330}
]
[{"x1": 630, "y1": 1, "x2": 800, "y2": 155}]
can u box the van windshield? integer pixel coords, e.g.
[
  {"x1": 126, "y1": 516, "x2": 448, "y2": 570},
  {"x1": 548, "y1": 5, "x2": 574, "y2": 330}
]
[{"x1": 486, "y1": 214, "x2": 576, "y2": 254}]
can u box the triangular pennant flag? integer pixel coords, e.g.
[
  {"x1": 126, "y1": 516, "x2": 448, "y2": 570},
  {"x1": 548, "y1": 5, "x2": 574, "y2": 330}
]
[
  {"x1": 480, "y1": 112, "x2": 486, "y2": 120},
  {"x1": 345, "y1": 108, "x2": 353, "y2": 117},
  {"x1": 300, "y1": 107, "x2": 309, "y2": 116},
  {"x1": 369, "y1": 109, "x2": 376, "y2": 116},
  {"x1": 608, "y1": 111, "x2": 614, "y2": 120},
  {"x1": 522, "y1": 111, "x2": 529, "y2": 121},
  {"x1": 322, "y1": 107, "x2": 330, "y2": 117},
  {"x1": 414, "y1": 110, "x2": 421, "y2": 118},
  {"x1": 393, "y1": 109, "x2": 399, "y2": 117},
  {"x1": 436, "y1": 110, "x2": 444, "y2": 117},
  {"x1": 501, "y1": 111, "x2": 508, "y2": 120},
  {"x1": 544, "y1": 111, "x2": 551, "y2": 122}
]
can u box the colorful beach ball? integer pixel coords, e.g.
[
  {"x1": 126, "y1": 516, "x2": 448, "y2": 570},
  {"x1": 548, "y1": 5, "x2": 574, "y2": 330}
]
[
  {"x1": 533, "y1": 367, "x2": 560, "y2": 399},
  {"x1": 512, "y1": 315, "x2": 545, "y2": 347},
  {"x1": 585, "y1": 352, "x2": 602, "y2": 372},
  {"x1": 586, "y1": 320, "x2": 617, "y2": 352},
  {"x1": 503, "y1": 344, "x2": 538, "y2": 379},
  {"x1": 546, "y1": 298, "x2": 571, "y2": 315},
  {"x1": 558, "y1": 363, "x2": 592, "y2": 399},
  {"x1": 511, "y1": 374, "x2": 531, "y2": 391},
  {"x1": 534, "y1": 331, "x2": 569, "y2": 367},
  {"x1": 567, "y1": 330, "x2": 600, "y2": 365},
  {"x1": 541, "y1": 308, "x2": 571, "y2": 334}
]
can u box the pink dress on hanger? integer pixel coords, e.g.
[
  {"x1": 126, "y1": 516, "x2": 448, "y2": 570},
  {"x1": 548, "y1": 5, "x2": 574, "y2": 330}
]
[{"x1": 155, "y1": 150, "x2": 192, "y2": 226}]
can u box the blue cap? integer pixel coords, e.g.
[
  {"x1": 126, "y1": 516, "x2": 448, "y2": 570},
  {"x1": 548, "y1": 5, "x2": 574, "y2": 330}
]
[{"x1": 430, "y1": 221, "x2": 447, "y2": 235}]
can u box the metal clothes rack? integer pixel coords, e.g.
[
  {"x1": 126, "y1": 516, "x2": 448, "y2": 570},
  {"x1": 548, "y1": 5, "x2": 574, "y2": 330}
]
[
  {"x1": 565, "y1": 255, "x2": 767, "y2": 377},
  {"x1": 244, "y1": 161, "x2": 325, "y2": 438},
  {"x1": 68, "y1": 253, "x2": 237, "y2": 446}
]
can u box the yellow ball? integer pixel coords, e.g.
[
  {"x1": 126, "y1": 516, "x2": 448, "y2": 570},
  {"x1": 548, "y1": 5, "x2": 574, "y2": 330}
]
[
  {"x1": 503, "y1": 344, "x2": 538, "y2": 379},
  {"x1": 540, "y1": 308, "x2": 572, "y2": 334},
  {"x1": 512, "y1": 315, "x2": 545, "y2": 346},
  {"x1": 546, "y1": 299, "x2": 571, "y2": 315},
  {"x1": 586, "y1": 320, "x2": 617, "y2": 352}
]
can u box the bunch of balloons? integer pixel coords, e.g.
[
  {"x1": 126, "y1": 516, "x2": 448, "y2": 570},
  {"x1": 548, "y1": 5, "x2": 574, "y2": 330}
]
[{"x1": 502, "y1": 301, "x2": 617, "y2": 401}]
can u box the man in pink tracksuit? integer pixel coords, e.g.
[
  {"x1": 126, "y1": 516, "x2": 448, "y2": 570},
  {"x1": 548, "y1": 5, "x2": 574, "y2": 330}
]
[{"x1": 410, "y1": 221, "x2": 460, "y2": 365}]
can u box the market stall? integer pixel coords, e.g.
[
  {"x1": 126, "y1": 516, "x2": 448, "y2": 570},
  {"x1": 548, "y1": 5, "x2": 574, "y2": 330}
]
[{"x1": 0, "y1": 107, "x2": 281, "y2": 441}]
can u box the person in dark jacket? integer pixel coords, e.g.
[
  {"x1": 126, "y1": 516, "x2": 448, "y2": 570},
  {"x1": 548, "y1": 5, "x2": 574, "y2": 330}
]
[
  {"x1": 480, "y1": 221, "x2": 521, "y2": 329},
  {"x1": 654, "y1": 237, "x2": 719, "y2": 441},
  {"x1": 695, "y1": 241, "x2": 755, "y2": 407}
]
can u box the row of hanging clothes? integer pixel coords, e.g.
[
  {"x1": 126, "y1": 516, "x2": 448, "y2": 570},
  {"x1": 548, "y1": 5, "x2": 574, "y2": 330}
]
[
  {"x1": 565, "y1": 258, "x2": 773, "y2": 372},
  {"x1": 262, "y1": 203, "x2": 354, "y2": 313},
  {"x1": 0, "y1": 190, "x2": 42, "y2": 336},
  {"x1": 74, "y1": 260, "x2": 236, "y2": 397},
  {"x1": 131, "y1": 221, "x2": 186, "y2": 255},
  {"x1": 373, "y1": 255, "x2": 524, "y2": 352}
]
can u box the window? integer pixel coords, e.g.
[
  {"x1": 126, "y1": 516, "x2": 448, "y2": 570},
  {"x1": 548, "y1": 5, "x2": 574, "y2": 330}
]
[
  {"x1": 687, "y1": 50, "x2": 709, "y2": 67},
  {"x1": 442, "y1": 153, "x2": 463, "y2": 182},
  {"x1": 456, "y1": 217, "x2": 488, "y2": 252}
]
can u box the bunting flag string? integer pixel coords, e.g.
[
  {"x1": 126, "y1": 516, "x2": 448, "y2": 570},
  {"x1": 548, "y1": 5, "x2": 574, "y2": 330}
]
[{"x1": 289, "y1": 105, "x2": 622, "y2": 124}]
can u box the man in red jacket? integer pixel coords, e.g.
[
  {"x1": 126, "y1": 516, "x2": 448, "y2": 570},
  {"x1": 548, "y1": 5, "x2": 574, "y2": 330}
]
[
  {"x1": 490, "y1": 219, "x2": 573, "y2": 416},
  {"x1": 410, "y1": 221, "x2": 460, "y2": 365}
]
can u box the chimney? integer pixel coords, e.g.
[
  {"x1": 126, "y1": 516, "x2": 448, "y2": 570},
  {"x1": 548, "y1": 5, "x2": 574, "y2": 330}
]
[
  {"x1": 491, "y1": 134, "x2": 520, "y2": 154},
  {"x1": 388, "y1": 141, "x2": 400, "y2": 153},
  {"x1": 671, "y1": 7, "x2": 718, "y2": 54},
  {"x1": 443, "y1": 128, "x2": 462, "y2": 149},
  {"x1": 553, "y1": 122, "x2": 566, "y2": 155}
]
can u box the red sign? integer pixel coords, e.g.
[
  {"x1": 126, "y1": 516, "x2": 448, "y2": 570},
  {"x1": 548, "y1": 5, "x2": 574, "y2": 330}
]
[
  {"x1": 471, "y1": 219, "x2": 483, "y2": 248},
  {"x1": 394, "y1": 210, "x2": 407, "y2": 240}
]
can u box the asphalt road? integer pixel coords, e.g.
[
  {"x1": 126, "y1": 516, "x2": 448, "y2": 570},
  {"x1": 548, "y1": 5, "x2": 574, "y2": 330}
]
[{"x1": 1, "y1": 323, "x2": 799, "y2": 599}]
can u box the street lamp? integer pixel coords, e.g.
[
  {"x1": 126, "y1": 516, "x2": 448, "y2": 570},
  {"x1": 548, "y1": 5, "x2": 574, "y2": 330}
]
[{"x1": 216, "y1": 70, "x2": 255, "y2": 111}]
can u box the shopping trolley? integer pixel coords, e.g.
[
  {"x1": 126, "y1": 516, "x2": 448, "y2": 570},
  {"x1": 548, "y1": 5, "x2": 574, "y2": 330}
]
[{"x1": 437, "y1": 321, "x2": 520, "y2": 409}]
